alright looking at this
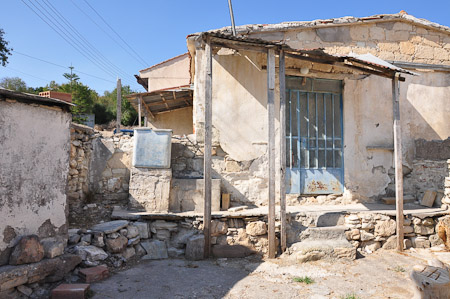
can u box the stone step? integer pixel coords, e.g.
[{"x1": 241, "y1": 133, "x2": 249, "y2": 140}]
[
  {"x1": 299, "y1": 226, "x2": 347, "y2": 241},
  {"x1": 286, "y1": 239, "x2": 356, "y2": 263}
]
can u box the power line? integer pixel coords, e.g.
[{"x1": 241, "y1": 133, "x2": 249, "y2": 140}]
[
  {"x1": 12, "y1": 50, "x2": 116, "y2": 84},
  {"x1": 3, "y1": 66, "x2": 50, "y2": 83},
  {"x1": 82, "y1": 0, "x2": 149, "y2": 66},
  {"x1": 33, "y1": 0, "x2": 131, "y2": 82},
  {"x1": 41, "y1": 0, "x2": 132, "y2": 81},
  {"x1": 69, "y1": 0, "x2": 146, "y2": 68},
  {"x1": 21, "y1": 0, "x2": 136, "y2": 87}
]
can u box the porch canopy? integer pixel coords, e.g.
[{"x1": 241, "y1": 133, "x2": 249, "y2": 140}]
[
  {"x1": 197, "y1": 31, "x2": 416, "y2": 258},
  {"x1": 126, "y1": 85, "x2": 193, "y2": 120}
]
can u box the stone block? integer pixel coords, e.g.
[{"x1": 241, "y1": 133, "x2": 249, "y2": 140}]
[
  {"x1": 169, "y1": 179, "x2": 221, "y2": 212},
  {"x1": 415, "y1": 45, "x2": 434, "y2": 59},
  {"x1": 345, "y1": 229, "x2": 360, "y2": 240},
  {"x1": 41, "y1": 238, "x2": 64, "y2": 259},
  {"x1": 369, "y1": 26, "x2": 385, "y2": 40},
  {"x1": 296, "y1": 30, "x2": 317, "y2": 41},
  {"x1": 151, "y1": 220, "x2": 178, "y2": 232},
  {"x1": 128, "y1": 237, "x2": 140, "y2": 246},
  {"x1": 246, "y1": 221, "x2": 267, "y2": 236},
  {"x1": 350, "y1": 26, "x2": 369, "y2": 40},
  {"x1": 185, "y1": 235, "x2": 205, "y2": 261},
  {"x1": 91, "y1": 233, "x2": 104, "y2": 248},
  {"x1": 134, "y1": 222, "x2": 150, "y2": 239},
  {"x1": 9, "y1": 235, "x2": 44, "y2": 265},
  {"x1": 91, "y1": 220, "x2": 128, "y2": 234},
  {"x1": 211, "y1": 220, "x2": 228, "y2": 236},
  {"x1": 225, "y1": 160, "x2": 241, "y2": 172},
  {"x1": 316, "y1": 27, "x2": 351, "y2": 43},
  {"x1": 155, "y1": 230, "x2": 171, "y2": 241},
  {"x1": 51, "y1": 284, "x2": 90, "y2": 299},
  {"x1": 414, "y1": 224, "x2": 434, "y2": 235},
  {"x1": 212, "y1": 245, "x2": 254, "y2": 258},
  {"x1": 17, "y1": 285, "x2": 32, "y2": 296},
  {"x1": 421, "y1": 190, "x2": 437, "y2": 207},
  {"x1": 171, "y1": 229, "x2": 197, "y2": 249},
  {"x1": 399, "y1": 41, "x2": 415, "y2": 55},
  {"x1": 411, "y1": 236, "x2": 431, "y2": 248},
  {"x1": 386, "y1": 30, "x2": 410, "y2": 41},
  {"x1": 434, "y1": 47, "x2": 449, "y2": 60},
  {"x1": 141, "y1": 240, "x2": 168, "y2": 260},
  {"x1": 105, "y1": 236, "x2": 128, "y2": 253},
  {"x1": 374, "y1": 219, "x2": 396, "y2": 237},
  {"x1": 167, "y1": 247, "x2": 185, "y2": 258},
  {"x1": 74, "y1": 246, "x2": 108, "y2": 263},
  {"x1": 128, "y1": 168, "x2": 172, "y2": 212},
  {"x1": 78, "y1": 265, "x2": 109, "y2": 283},
  {"x1": 360, "y1": 231, "x2": 375, "y2": 242}
]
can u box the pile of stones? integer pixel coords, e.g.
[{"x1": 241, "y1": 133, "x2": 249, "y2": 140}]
[{"x1": 343, "y1": 213, "x2": 444, "y2": 253}]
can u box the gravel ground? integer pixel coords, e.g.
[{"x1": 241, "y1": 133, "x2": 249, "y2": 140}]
[{"x1": 90, "y1": 248, "x2": 450, "y2": 299}]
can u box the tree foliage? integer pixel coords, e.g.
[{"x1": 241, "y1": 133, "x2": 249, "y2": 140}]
[
  {"x1": 0, "y1": 73, "x2": 138, "y2": 127},
  {"x1": 0, "y1": 77, "x2": 28, "y2": 92},
  {"x1": 0, "y1": 29, "x2": 12, "y2": 67}
]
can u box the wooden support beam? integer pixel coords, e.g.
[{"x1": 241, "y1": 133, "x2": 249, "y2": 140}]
[
  {"x1": 116, "y1": 78, "x2": 121, "y2": 132},
  {"x1": 160, "y1": 94, "x2": 170, "y2": 109},
  {"x1": 141, "y1": 99, "x2": 155, "y2": 120},
  {"x1": 137, "y1": 95, "x2": 142, "y2": 128},
  {"x1": 393, "y1": 74, "x2": 404, "y2": 252},
  {"x1": 279, "y1": 50, "x2": 287, "y2": 253},
  {"x1": 203, "y1": 38, "x2": 213, "y2": 259},
  {"x1": 267, "y1": 48, "x2": 276, "y2": 259}
]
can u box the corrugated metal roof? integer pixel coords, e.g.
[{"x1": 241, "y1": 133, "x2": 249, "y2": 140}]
[{"x1": 0, "y1": 88, "x2": 74, "y2": 108}]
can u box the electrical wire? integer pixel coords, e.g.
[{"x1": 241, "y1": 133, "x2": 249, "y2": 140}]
[
  {"x1": 21, "y1": 0, "x2": 137, "y2": 87},
  {"x1": 3, "y1": 66, "x2": 50, "y2": 83},
  {"x1": 82, "y1": 0, "x2": 149, "y2": 66},
  {"x1": 41, "y1": 0, "x2": 132, "y2": 81},
  {"x1": 12, "y1": 50, "x2": 116, "y2": 84}
]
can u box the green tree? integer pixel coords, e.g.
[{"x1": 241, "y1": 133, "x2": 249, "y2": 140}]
[
  {"x1": 0, "y1": 77, "x2": 27, "y2": 92},
  {"x1": 97, "y1": 85, "x2": 137, "y2": 126},
  {"x1": 0, "y1": 29, "x2": 12, "y2": 66}
]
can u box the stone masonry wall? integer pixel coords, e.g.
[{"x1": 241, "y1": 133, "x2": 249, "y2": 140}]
[{"x1": 255, "y1": 21, "x2": 450, "y2": 66}]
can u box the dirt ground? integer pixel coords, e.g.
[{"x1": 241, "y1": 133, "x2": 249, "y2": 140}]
[{"x1": 89, "y1": 248, "x2": 450, "y2": 299}]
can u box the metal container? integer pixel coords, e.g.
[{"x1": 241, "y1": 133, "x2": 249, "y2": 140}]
[{"x1": 132, "y1": 128, "x2": 172, "y2": 168}]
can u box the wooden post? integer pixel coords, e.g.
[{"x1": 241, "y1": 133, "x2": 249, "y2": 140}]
[
  {"x1": 116, "y1": 78, "x2": 121, "y2": 133},
  {"x1": 279, "y1": 50, "x2": 287, "y2": 253},
  {"x1": 393, "y1": 74, "x2": 404, "y2": 251},
  {"x1": 267, "y1": 48, "x2": 276, "y2": 258},
  {"x1": 138, "y1": 95, "x2": 142, "y2": 128},
  {"x1": 203, "y1": 37, "x2": 213, "y2": 258}
]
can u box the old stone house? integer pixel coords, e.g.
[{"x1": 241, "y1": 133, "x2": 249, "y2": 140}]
[
  {"x1": 0, "y1": 88, "x2": 73, "y2": 265},
  {"x1": 128, "y1": 12, "x2": 450, "y2": 207}
]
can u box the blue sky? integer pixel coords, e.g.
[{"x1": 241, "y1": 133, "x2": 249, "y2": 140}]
[{"x1": 1, "y1": 0, "x2": 449, "y2": 94}]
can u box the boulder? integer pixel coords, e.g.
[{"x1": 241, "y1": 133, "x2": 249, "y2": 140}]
[
  {"x1": 105, "y1": 236, "x2": 128, "y2": 253},
  {"x1": 382, "y1": 236, "x2": 398, "y2": 250},
  {"x1": 411, "y1": 236, "x2": 431, "y2": 248},
  {"x1": 91, "y1": 233, "x2": 105, "y2": 248},
  {"x1": 126, "y1": 225, "x2": 139, "y2": 239},
  {"x1": 185, "y1": 235, "x2": 205, "y2": 260},
  {"x1": 141, "y1": 240, "x2": 168, "y2": 260},
  {"x1": 40, "y1": 238, "x2": 64, "y2": 259},
  {"x1": 150, "y1": 220, "x2": 178, "y2": 233},
  {"x1": 211, "y1": 220, "x2": 228, "y2": 236},
  {"x1": 74, "y1": 245, "x2": 108, "y2": 263},
  {"x1": 91, "y1": 220, "x2": 128, "y2": 234},
  {"x1": 360, "y1": 231, "x2": 375, "y2": 241},
  {"x1": 9, "y1": 235, "x2": 44, "y2": 265},
  {"x1": 414, "y1": 224, "x2": 434, "y2": 235},
  {"x1": 246, "y1": 221, "x2": 267, "y2": 236},
  {"x1": 374, "y1": 219, "x2": 396, "y2": 237},
  {"x1": 134, "y1": 222, "x2": 150, "y2": 239},
  {"x1": 122, "y1": 247, "x2": 136, "y2": 260}
]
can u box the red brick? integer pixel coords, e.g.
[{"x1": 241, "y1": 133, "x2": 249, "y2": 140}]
[
  {"x1": 51, "y1": 284, "x2": 90, "y2": 299},
  {"x1": 78, "y1": 265, "x2": 109, "y2": 283},
  {"x1": 39, "y1": 91, "x2": 72, "y2": 103}
]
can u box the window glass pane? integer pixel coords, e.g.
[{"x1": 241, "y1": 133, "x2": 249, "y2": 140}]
[
  {"x1": 292, "y1": 139, "x2": 298, "y2": 168},
  {"x1": 300, "y1": 148, "x2": 307, "y2": 168},
  {"x1": 309, "y1": 150, "x2": 317, "y2": 168},
  {"x1": 313, "y1": 79, "x2": 342, "y2": 93},
  {"x1": 286, "y1": 91, "x2": 290, "y2": 135},
  {"x1": 326, "y1": 150, "x2": 334, "y2": 168},
  {"x1": 308, "y1": 93, "x2": 316, "y2": 141},
  {"x1": 335, "y1": 150, "x2": 342, "y2": 168},
  {"x1": 326, "y1": 140, "x2": 333, "y2": 148},
  {"x1": 334, "y1": 96, "x2": 342, "y2": 138},
  {"x1": 299, "y1": 93, "x2": 308, "y2": 137},
  {"x1": 335, "y1": 139, "x2": 341, "y2": 148},
  {"x1": 317, "y1": 93, "x2": 324, "y2": 143},
  {"x1": 291, "y1": 91, "x2": 298, "y2": 137},
  {"x1": 286, "y1": 138, "x2": 291, "y2": 168},
  {"x1": 318, "y1": 150, "x2": 325, "y2": 168},
  {"x1": 325, "y1": 94, "x2": 333, "y2": 143}
]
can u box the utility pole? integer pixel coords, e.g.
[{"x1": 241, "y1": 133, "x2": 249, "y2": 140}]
[
  {"x1": 69, "y1": 64, "x2": 74, "y2": 92},
  {"x1": 116, "y1": 78, "x2": 122, "y2": 134},
  {"x1": 227, "y1": 0, "x2": 237, "y2": 36}
]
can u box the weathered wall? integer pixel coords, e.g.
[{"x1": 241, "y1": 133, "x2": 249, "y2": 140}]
[
  {"x1": 0, "y1": 101, "x2": 71, "y2": 259},
  {"x1": 140, "y1": 53, "x2": 190, "y2": 92},
  {"x1": 188, "y1": 19, "x2": 450, "y2": 204},
  {"x1": 146, "y1": 107, "x2": 193, "y2": 135}
]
